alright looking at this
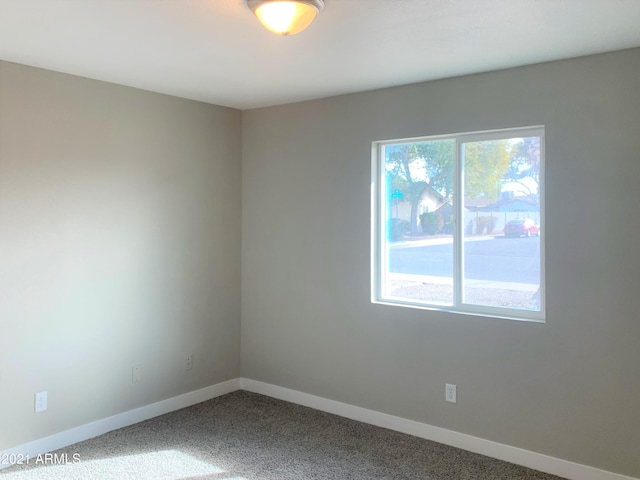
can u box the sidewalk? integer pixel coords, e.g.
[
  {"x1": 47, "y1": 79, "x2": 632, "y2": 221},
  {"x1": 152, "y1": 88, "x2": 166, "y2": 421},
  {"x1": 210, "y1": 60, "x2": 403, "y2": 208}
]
[
  {"x1": 387, "y1": 272, "x2": 539, "y2": 292},
  {"x1": 392, "y1": 234, "x2": 498, "y2": 248}
]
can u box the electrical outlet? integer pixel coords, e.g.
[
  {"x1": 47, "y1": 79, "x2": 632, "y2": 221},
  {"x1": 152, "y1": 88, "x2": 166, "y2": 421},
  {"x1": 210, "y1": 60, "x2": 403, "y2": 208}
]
[
  {"x1": 445, "y1": 383, "x2": 457, "y2": 403},
  {"x1": 35, "y1": 391, "x2": 48, "y2": 413},
  {"x1": 132, "y1": 365, "x2": 142, "y2": 384},
  {"x1": 184, "y1": 353, "x2": 193, "y2": 371}
]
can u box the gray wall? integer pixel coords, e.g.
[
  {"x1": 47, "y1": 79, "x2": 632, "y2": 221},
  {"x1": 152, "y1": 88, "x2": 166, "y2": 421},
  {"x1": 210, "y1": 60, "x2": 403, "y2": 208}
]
[
  {"x1": 0, "y1": 61, "x2": 242, "y2": 448},
  {"x1": 241, "y1": 48, "x2": 640, "y2": 477}
]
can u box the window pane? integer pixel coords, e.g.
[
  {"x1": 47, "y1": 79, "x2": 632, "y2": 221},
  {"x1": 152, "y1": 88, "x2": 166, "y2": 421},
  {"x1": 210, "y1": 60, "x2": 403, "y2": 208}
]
[
  {"x1": 461, "y1": 136, "x2": 541, "y2": 311},
  {"x1": 382, "y1": 140, "x2": 455, "y2": 306}
]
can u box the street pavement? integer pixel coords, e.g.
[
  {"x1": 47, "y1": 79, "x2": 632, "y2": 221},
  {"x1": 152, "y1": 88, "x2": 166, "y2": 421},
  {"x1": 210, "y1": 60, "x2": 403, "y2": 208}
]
[{"x1": 388, "y1": 235, "x2": 540, "y2": 285}]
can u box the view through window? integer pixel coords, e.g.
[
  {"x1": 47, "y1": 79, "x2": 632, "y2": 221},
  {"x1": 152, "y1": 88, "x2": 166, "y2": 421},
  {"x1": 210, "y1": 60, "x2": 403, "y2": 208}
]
[{"x1": 373, "y1": 127, "x2": 544, "y2": 321}]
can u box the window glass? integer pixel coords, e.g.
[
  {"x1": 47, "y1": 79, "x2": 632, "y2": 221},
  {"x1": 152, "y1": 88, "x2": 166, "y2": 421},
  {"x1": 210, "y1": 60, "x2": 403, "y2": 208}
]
[
  {"x1": 373, "y1": 128, "x2": 544, "y2": 321},
  {"x1": 461, "y1": 137, "x2": 541, "y2": 311},
  {"x1": 383, "y1": 140, "x2": 454, "y2": 306}
]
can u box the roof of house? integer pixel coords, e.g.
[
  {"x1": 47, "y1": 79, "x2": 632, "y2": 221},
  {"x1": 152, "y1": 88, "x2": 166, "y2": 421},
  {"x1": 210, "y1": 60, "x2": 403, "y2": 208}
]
[{"x1": 464, "y1": 194, "x2": 539, "y2": 211}]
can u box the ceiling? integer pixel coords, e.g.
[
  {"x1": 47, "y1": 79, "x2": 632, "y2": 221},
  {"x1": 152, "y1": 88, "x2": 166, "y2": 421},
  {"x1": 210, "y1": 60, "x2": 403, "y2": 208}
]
[{"x1": 1, "y1": 0, "x2": 640, "y2": 110}]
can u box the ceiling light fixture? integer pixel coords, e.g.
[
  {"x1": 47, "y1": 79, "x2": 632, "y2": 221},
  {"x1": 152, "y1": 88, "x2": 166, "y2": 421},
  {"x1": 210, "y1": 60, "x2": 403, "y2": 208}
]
[{"x1": 247, "y1": 0, "x2": 325, "y2": 36}]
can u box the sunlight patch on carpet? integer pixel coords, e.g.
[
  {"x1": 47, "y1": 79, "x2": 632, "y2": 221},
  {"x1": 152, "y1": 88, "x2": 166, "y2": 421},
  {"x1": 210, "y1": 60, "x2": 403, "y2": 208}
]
[{"x1": 1, "y1": 450, "x2": 226, "y2": 480}]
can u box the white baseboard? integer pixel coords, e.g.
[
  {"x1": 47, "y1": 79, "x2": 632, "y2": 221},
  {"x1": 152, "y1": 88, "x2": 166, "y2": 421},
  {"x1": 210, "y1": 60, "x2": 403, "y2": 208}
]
[
  {"x1": 0, "y1": 378, "x2": 240, "y2": 470},
  {"x1": 239, "y1": 378, "x2": 638, "y2": 480},
  {"x1": 2, "y1": 377, "x2": 636, "y2": 480}
]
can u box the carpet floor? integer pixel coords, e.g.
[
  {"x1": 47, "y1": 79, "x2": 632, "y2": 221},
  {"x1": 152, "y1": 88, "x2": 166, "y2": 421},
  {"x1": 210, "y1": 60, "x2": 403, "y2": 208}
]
[{"x1": 1, "y1": 390, "x2": 567, "y2": 480}]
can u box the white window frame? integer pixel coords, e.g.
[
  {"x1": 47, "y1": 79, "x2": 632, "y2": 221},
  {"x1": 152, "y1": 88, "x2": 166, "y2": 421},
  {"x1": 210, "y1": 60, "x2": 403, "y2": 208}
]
[{"x1": 371, "y1": 126, "x2": 545, "y2": 322}]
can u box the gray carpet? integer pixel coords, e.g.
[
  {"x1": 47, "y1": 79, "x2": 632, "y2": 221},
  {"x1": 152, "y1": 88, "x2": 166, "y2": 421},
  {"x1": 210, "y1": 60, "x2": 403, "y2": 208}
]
[{"x1": 1, "y1": 391, "x2": 566, "y2": 479}]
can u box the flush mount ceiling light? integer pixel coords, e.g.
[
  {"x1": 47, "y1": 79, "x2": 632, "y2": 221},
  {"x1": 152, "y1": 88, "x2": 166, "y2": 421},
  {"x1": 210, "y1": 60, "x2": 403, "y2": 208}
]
[{"x1": 247, "y1": 0, "x2": 325, "y2": 36}]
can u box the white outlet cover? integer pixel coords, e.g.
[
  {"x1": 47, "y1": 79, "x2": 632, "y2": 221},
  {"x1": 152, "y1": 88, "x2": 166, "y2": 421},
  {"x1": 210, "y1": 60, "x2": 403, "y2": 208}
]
[
  {"x1": 132, "y1": 365, "x2": 142, "y2": 384},
  {"x1": 35, "y1": 391, "x2": 48, "y2": 413},
  {"x1": 445, "y1": 383, "x2": 457, "y2": 403}
]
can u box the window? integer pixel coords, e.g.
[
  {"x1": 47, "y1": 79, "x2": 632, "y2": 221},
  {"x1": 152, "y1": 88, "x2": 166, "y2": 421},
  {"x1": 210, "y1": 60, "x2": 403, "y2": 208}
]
[{"x1": 372, "y1": 127, "x2": 544, "y2": 321}]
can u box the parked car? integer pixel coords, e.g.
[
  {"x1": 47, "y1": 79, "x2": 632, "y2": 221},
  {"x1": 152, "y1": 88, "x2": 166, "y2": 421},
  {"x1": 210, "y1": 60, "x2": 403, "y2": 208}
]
[{"x1": 504, "y1": 218, "x2": 540, "y2": 238}]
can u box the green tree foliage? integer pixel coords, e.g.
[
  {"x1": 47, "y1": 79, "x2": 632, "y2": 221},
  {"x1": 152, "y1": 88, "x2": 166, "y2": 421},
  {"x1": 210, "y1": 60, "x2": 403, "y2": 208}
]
[
  {"x1": 386, "y1": 140, "x2": 453, "y2": 234},
  {"x1": 462, "y1": 139, "x2": 512, "y2": 201},
  {"x1": 386, "y1": 139, "x2": 514, "y2": 234},
  {"x1": 420, "y1": 212, "x2": 443, "y2": 235}
]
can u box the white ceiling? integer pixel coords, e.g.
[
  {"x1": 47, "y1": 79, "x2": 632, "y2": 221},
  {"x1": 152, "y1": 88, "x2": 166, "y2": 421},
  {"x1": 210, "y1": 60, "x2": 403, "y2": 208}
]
[{"x1": 1, "y1": 0, "x2": 640, "y2": 110}]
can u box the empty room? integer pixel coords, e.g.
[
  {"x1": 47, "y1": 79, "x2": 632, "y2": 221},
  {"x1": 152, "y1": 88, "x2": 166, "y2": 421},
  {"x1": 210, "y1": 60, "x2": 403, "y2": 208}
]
[{"x1": 1, "y1": 1, "x2": 639, "y2": 479}]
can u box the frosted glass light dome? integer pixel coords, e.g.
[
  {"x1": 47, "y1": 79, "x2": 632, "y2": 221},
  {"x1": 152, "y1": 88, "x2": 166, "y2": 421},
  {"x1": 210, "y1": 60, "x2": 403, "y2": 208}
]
[{"x1": 248, "y1": 0, "x2": 325, "y2": 36}]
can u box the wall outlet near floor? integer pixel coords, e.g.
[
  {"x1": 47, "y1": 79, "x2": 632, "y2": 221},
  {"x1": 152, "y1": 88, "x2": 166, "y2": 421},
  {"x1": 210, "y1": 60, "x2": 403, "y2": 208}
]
[
  {"x1": 35, "y1": 391, "x2": 48, "y2": 413},
  {"x1": 445, "y1": 383, "x2": 457, "y2": 403},
  {"x1": 132, "y1": 365, "x2": 142, "y2": 384},
  {"x1": 184, "y1": 353, "x2": 193, "y2": 371}
]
